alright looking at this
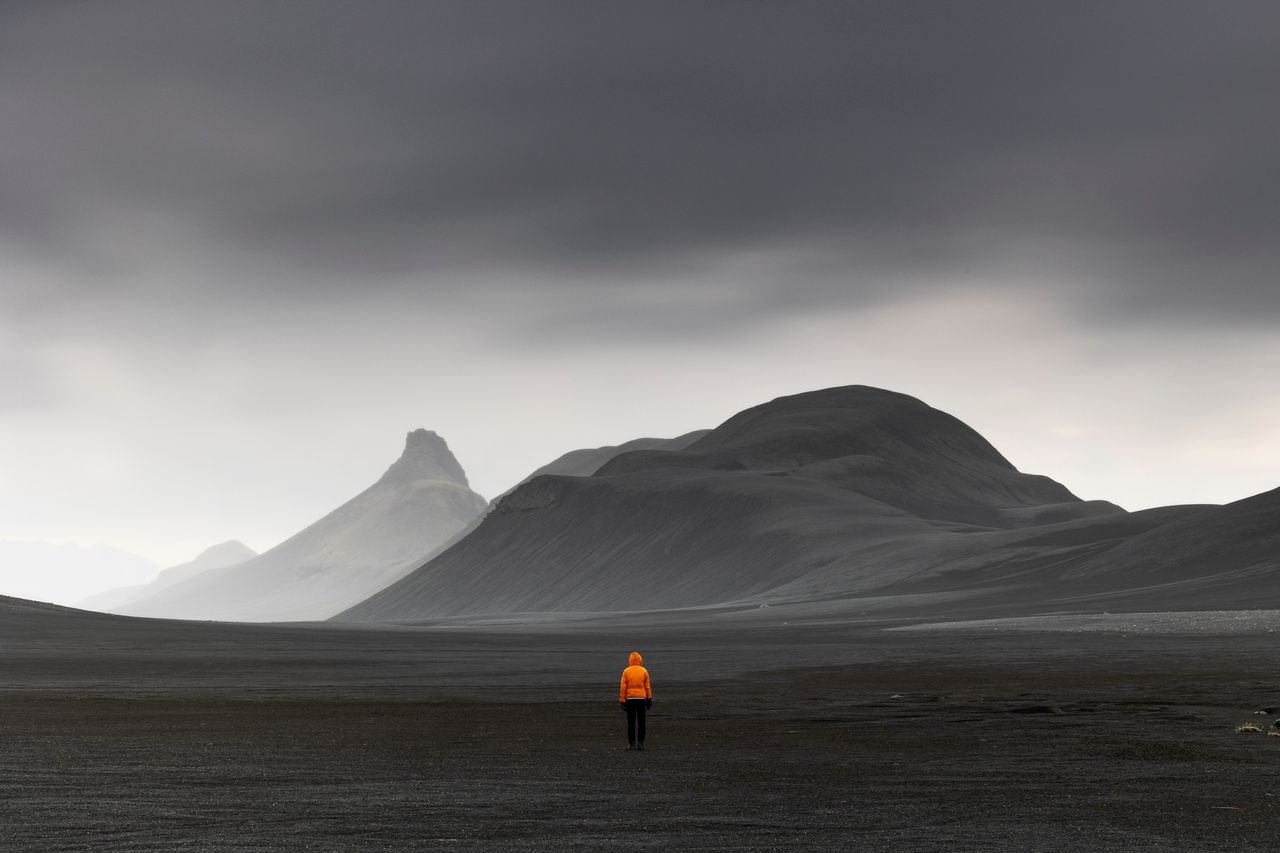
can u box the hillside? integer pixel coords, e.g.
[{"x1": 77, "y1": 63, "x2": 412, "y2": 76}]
[
  {"x1": 339, "y1": 387, "x2": 1123, "y2": 622},
  {"x1": 508, "y1": 430, "x2": 711, "y2": 487},
  {"x1": 1049, "y1": 486, "x2": 1280, "y2": 610},
  {"x1": 117, "y1": 430, "x2": 487, "y2": 622}
]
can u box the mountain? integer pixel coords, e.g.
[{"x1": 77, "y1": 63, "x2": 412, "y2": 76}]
[
  {"x1": 1049, "y1": 485, "x2": 1280, "y2": 610},
  {"x1": 157, "y1": 540, "x2": 259, "y2": 587},
  {"x1": 77, "y1": 540, "x2": 258, "y2": 613},
  {"x1": 337, "y1": 386, "x2": 1126, "y2": 622},
  {"x1": 0, "y1": 541, "x2": 158, "y2": 607},
  {"x1": 389, "y1": 429, "x2": 717, "y2": 587},
  {"x1": 594, "y1": 387, "x2": 1113, "y2": 527},
  {"x1": 505, "y1": 430, "x2": 711, "y2": 491},
  {"x1": 118, "y1": 429, "x2": 488, "y2": 622}
]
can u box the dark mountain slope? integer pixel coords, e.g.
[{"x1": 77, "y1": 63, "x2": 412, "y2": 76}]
[
  {"x1": 509, "y1": 430, "x2": 710, "y2": 488},
  {"x1": 1046, "y1": 486, "x2": 1280, "y2": 610},
  {"x1": 339, "y1": 386, "x2": 1118, "y2": 622},
  {"x1": 600, "y1": 386, "x2": 1118, "y2": 528}
]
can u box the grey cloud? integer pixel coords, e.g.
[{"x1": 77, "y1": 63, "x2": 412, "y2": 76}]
[
  {"x1": 1, "y1": 1, "x2": 1277, "y2": 322},
  {"x1": 0, "y1": 352, "x2": 57, "y2": 413}
]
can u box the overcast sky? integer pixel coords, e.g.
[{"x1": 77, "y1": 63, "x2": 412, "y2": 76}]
[{"x1": 2, "y1": 1, "x2": 1278, "y2": 596}]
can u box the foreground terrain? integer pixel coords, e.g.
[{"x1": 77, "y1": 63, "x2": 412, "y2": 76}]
[{"x1": 3, "y1": 602, "x2": 1280, "y2": 851}]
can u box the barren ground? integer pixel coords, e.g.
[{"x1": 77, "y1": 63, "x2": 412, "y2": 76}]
[{"x1": 4, "y1": 611, "x2": 1280, "y2": 850}]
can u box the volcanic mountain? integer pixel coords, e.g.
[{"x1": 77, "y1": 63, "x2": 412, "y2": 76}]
[
  {"x1": 338, "y1": 386, "x2": 1128, "y2": 622},
  {"x1": 116, "y1": 430, "x2": 487, "y2": 622}
]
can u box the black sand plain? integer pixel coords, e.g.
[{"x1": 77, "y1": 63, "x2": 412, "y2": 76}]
[{"x1": 5, "y1": 601, "x2": 1280, "y2": 851}]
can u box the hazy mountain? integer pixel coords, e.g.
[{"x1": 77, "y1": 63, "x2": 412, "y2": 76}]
[
  {"x1": 0, "y1": 541, "x2": 158, "y2": 607},
  {"x1": 119, "y1": 430, "x2": 488, "y2": 622},
  {"x1": 338, "y1": 386, "x2": 1125, "y2": 622},
  {"x1": 78, "y1": 540, "x2": 258, "y2": 613}
]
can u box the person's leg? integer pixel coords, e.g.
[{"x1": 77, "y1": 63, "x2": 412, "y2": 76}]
[
  {"x1": 625, "y1": 702, "x2": 637, "y2": 746},
  {"x1": 636, "y1": 702, "x2": 646, "y2": 746}
]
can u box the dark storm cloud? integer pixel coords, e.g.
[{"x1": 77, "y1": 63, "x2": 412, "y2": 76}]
[{"x1": 2, "y1": 1, "x2": 1278, "y2": 320}]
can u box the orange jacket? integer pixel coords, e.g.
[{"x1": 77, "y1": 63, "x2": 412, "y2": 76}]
[{"x1": 619, "y1": 651, "x2": 652, "y2": 702}]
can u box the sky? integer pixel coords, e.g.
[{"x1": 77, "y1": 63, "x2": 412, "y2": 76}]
[{"x1": 2, "y1": 1, "x2": 1279, "y2": 600}]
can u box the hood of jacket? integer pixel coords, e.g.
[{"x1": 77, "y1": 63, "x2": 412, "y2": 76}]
[{"x1": 628, "y1": 651, "x2": 643, "y2": 667}]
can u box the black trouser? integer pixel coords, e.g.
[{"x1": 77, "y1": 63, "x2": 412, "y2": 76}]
[{"x1": 625, "y1": 698, "x2": 647, "y2": 744}]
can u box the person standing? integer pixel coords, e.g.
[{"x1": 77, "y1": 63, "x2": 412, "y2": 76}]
[{"x1": 618, "y1": 651, "x2": 652, "y2": 750}]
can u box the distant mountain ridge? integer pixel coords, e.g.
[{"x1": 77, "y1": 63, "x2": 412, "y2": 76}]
[
  {"x1": 64, "y1": 385, "x2": 1279, "y2": 626},
  {"x1": 338, "y1": 386, "x2": 1128, "y2": 622},
  {"x1": 78, "y1": 540, "x2": 257, "y2": 613},
  {"x1": 114, "y1": 429, "x2": 488, "y2": 622}
]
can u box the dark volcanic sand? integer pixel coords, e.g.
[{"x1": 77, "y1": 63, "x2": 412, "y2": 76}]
[{"x1": 4, "y1": 610, "x2": 1280, "y2": 851}]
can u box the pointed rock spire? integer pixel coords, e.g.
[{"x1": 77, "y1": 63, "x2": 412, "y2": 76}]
[{"x1": 378, "y1": 429, "x2": 470, "y2": 487}]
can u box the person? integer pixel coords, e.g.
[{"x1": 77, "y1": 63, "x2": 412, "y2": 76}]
[{"x1": 618, "y1": 650, "x2": 653, "y2": 750}]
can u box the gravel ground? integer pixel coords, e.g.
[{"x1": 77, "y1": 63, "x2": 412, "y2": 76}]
[{"x1": 3, "y1": 610, "x2": 1280, "y2": 851}]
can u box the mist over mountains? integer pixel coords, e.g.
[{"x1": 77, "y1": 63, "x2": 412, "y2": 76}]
[
  {"x1": 43, "y1": 384, "x2": 1280, "y2": 626},
  {"x1": 340, "y1": 386, "x2": 1278, "y2": 623},
  {"x1": 107, "y1": 430, "x2": 487, "y2": 622},
  {"x1": 0, "y1": 541, "x2": 158, "y2": 607},
  {"x1": 65, "y1": 428, "x2": 719, "y2": 623},
  {"x1": 339, "y1": 386, "x2": 1111, "y2": 620},
  {"x1": 78, "y1": 540, "x2": 258, "y2": 613}
]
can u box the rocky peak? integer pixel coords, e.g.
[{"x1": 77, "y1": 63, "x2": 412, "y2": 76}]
[{"x1": 378, "y1": 429, "x2": 470, "y2": 487}]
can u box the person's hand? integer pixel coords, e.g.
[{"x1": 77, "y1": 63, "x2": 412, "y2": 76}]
[
  {"x1": 645, "y1": 699, "x2": 652, "y2": 710},
  {"x1": 619, "y1": 702, "x2": 627, "y2": 712}
]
